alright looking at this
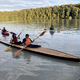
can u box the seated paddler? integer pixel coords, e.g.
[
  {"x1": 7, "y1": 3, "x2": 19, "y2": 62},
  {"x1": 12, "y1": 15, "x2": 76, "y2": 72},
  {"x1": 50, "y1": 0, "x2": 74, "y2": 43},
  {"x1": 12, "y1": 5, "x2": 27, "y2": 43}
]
[
  {"x1": 2, "y1": 27, "x2": 7, "y2": 32},
  {"x1": 22, "y1": 34, "x2": 41, "y2": 48},
  {"x1": 50, "y1": 25, "x2": 54, "y2": 30},
  {"x1": 10, "y1": 33, "x2": 22, "y2": 45}
]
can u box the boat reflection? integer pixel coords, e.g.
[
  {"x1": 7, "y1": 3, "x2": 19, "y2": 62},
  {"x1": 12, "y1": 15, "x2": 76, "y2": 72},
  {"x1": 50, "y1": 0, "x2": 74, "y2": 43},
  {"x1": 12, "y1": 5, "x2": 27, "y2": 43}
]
[
  {"x1": 11, "y1": 47, "x2": 80, "y2": 66},
  {"x1": 49, "y1": 30, "x2": 55, "y2": 35},
  {"x1": 2, "y1": 35, "x2": 8, "y2": 40},
  {"x1": 12, "y1": 48, "x2": 31, "y2": 64}
]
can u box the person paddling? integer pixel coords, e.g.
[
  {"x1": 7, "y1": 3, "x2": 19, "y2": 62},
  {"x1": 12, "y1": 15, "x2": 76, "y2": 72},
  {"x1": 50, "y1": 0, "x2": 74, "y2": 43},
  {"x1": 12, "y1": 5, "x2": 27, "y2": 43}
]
[
  {"x1": 22, "y1": 34, "x2": 40, "y2": 48},
  {"x1": 2, "y1": 27, "x2": 7, "y2": 32},
  {"x1": 10, "y1": 33, "x2": 22, "y2": 45},
  {"x1": 50, "y1": 25, "x2": 54, "y2": 30}
]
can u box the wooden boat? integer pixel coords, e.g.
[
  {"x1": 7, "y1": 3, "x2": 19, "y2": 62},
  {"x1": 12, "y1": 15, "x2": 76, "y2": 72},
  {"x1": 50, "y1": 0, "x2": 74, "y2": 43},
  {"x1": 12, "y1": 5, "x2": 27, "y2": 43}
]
[
  {"x1": 0, "y1": 40, "x2": 80, "y2": 62},
  {"x1": 2, "y1": 31, "x2": 9, "y2": 36}
]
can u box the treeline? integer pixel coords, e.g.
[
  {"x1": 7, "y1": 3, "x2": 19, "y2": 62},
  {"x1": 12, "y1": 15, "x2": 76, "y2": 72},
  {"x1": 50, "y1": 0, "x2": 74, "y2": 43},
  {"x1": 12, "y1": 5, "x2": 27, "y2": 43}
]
[{"x1": 0, "y1": 3, "x2": 80, "y2": 21}]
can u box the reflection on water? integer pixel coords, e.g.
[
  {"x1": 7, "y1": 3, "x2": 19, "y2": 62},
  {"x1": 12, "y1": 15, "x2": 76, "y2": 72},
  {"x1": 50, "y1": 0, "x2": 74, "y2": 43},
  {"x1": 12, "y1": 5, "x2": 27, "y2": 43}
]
[
  {"x1": 0, "y1": 19, "x2": 80, "y2": 80},
  {"x1": 49, "y1": 30, "x2": 55, "y2": 35}
]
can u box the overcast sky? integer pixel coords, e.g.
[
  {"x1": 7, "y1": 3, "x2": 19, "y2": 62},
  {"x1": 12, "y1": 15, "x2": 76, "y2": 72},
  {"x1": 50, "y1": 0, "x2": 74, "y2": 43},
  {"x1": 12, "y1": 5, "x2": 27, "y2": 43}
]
[{"x1": 0, "y1": 0, "x2": 80, "y2": 11}]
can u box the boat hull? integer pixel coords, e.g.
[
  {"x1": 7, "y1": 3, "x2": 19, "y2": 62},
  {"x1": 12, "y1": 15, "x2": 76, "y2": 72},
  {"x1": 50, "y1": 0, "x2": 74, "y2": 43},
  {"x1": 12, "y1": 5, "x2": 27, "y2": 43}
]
[
  {"x1": 2, "y1": 32, "x2": 9, "y2": 36},
  {"x1": 0, "y1": 40, "x2": 80, "y2": 62}
]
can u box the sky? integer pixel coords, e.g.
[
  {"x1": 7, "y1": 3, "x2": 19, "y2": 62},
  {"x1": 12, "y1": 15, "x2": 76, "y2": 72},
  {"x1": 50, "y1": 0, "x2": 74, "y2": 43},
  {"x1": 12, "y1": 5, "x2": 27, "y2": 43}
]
[{"x1": 0, "y1": 0, "x2": 80, "y2": 11}]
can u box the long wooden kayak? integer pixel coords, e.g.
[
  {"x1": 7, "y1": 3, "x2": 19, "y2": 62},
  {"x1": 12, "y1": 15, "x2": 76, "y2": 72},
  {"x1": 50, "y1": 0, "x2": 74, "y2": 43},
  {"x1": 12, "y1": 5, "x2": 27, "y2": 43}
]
[{"x1": 0, "y1": 40, "x2": 80, "y2": 62}]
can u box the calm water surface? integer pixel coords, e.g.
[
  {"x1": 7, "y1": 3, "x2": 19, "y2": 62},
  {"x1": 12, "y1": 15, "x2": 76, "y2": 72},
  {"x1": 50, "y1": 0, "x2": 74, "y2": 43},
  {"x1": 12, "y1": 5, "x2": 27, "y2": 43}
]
[{"x1": 0, "y1": 19, "x2": 80, "y2": 80}]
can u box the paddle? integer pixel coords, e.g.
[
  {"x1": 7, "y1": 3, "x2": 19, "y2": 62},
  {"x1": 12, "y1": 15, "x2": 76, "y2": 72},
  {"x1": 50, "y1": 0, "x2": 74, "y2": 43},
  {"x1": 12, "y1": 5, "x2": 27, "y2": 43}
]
[
  {"x1": 5, "y1": 29, "x2": 25, "y2": 51},
  {"x1": 13, "y1": 31, "x2": 46, "y2": 57},
  {"x1": 17, "y1": 29, "x2": 25, "y2": 38}
]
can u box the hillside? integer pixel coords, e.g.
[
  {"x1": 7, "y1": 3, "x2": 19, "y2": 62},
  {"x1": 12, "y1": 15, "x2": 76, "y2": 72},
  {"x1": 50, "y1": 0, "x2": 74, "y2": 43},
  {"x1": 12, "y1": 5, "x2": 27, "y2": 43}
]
[{"x1": 0, "y1": 3, "x2": 80, "y2": 21}]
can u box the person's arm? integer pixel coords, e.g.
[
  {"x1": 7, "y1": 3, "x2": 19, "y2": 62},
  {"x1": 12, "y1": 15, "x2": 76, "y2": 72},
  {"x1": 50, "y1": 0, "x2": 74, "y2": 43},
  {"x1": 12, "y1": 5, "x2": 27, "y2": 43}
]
[
  {"x1": 17, "y1": 36, "x2": 20, "y2": 39},
  {"x1": 29, "y1": 38, "x2": 35, "y2": 43},
  {"x1": 22, "y1": 38, "x2": 26, "y2": 46},
  {"x1": 29, "y1": 38, "x2": 32, "y2": 42},
  {"x1": 32, "y1": 39, "x2": 35, "y2": 43},
  {"x1": 10, "y1": 38, "x2": 13, "y2": 43},
  {"x1": 2, "y1": 30, "x2": 3, "y2": 33},
  {"x1": 23, "y1": 38, "x2": 26, "y2": 43}
]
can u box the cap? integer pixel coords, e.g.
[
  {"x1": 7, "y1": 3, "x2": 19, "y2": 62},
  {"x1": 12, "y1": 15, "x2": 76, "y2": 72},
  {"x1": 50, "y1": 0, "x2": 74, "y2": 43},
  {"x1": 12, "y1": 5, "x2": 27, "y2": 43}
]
[{"x1": 13, "y1": 33, "x2": 16, "y2": 35}]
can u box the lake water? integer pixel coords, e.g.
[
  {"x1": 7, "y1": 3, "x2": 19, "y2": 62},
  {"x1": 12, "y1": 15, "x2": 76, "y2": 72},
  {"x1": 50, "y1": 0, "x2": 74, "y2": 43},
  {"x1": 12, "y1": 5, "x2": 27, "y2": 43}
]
[{"x1": 0, "y1": 19, "x2": 80, "y2": 80}]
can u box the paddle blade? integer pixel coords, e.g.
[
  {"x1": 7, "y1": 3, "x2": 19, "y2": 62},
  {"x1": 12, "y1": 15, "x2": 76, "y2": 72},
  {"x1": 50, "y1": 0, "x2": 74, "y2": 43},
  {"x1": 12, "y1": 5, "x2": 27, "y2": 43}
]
[
  {"x1": 5, "y1": 46, "x2": 11, "y2": 51},
  {"x1": 39, "y1": 31, "x2": 46, "y2": 36},
  {"x1": 10, "y1": 32, "x2": 14, "y2": 34},
  {"x1": 13, "y1": 49, "x2": 22, "y2": 57}
]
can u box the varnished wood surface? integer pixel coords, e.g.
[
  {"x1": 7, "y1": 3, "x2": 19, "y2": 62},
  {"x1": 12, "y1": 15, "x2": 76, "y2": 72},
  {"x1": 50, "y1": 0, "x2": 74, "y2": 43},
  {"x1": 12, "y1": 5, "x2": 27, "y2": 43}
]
[{"x1": 0, "y1": 40, "x2": 80, "y2": 62}]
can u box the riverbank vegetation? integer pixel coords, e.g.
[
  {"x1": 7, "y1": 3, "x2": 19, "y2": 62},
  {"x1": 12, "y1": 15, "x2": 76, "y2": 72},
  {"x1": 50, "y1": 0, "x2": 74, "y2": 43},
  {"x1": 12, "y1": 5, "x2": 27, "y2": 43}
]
[{"x1": 0, "y1": 3, "x2": 80, "y2": 21}]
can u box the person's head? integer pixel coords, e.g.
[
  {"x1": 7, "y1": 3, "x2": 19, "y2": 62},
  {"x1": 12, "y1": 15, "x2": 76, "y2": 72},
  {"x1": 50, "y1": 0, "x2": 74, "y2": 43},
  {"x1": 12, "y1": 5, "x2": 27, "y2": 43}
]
[
  {"x1": 51, "y1": 25, "x2": 53, "y2": 27},
  {"x1": 12, "y1": 33, "x2": 16, "y2": 38},
  {"x1": 25, "y1": 34, "x2": 29, "y2": 38},
  {"x1": 3, "y1": 27, "x2": 5, "y2": 29}
]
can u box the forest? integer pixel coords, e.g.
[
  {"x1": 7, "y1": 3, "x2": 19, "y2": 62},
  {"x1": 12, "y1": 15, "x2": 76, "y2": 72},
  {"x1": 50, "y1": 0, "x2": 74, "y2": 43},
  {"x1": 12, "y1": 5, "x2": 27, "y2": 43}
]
[{"x1": 0, "y1": 3, "x2": 80, "y2": 21}]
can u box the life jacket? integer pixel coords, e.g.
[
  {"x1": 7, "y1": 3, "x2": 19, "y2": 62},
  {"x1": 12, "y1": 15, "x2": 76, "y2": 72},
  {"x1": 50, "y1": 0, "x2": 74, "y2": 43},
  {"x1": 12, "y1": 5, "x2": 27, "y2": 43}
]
[
  {"x1": 25, "y1": 38, "x2": 31, "y2": 45},
  {"x1": 50, "y1": 27, "x2": 54, "y2": 30},
  {"x1": 12, "y1": 37, "x2": 17, "y2": 43},
  {"x1": 2, "y1": 29, "x2": 7, "y2": 32}
]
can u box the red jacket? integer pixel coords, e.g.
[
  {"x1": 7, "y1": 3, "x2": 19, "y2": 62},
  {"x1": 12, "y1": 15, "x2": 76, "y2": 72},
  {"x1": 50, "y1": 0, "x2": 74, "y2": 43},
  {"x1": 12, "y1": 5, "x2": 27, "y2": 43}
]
[
  {"x1": 2, "y1": 29, "x2": 7, "y2": 32},
  {"x1": 12, "y1": 37, "x2": 17, "y2": 43}
]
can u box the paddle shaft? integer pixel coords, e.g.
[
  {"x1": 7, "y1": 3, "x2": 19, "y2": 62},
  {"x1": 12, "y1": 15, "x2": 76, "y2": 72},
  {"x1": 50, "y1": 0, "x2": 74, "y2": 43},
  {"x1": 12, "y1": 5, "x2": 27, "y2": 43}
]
[
  {"x1": 33, "y1": 35, "x2": 40, "y2": 41},
  {"x1": 21, "y1": 35, "x2": 41, "y2": 50},
  {"x1": 5, "y1": 29, "x2": 25, "y2": 52},
  {"x1": 11, "y1": 29, "x2": 24, "y2": 45},
  {"x1": 13, "y1": 31, "x2": 46, "y2": 56},
  {"x1": 17, "y1": 29, "x2": 25, "y2": 38},
  {"x1": 34, "y1": 31, "x2": 46, "y2": 40},
  {"x1": 15, "y1": 36, "x2": 40, "y2": 53}
]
